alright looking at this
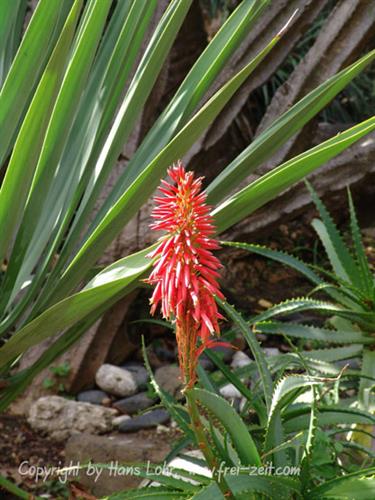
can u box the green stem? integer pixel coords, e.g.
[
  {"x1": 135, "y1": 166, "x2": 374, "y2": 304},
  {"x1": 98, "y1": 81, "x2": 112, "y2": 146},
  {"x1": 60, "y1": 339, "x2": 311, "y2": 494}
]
[{"x1": 185, "y1": 388, "x2": 232, "y2": 497}]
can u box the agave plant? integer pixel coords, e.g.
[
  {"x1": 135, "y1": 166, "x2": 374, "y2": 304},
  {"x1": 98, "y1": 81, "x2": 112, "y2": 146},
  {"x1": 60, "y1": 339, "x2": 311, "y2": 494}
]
[{"x1": 0, "y1": 0, "x2": 375, "y2": 414}]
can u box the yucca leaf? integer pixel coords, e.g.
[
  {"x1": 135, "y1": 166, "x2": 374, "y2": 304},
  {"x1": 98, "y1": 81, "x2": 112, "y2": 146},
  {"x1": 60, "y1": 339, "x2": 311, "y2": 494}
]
[
  {"x1": 0, "y1": 247, "x2": 152, "y2": 365},
  {"x1": 0, "y1": 0, "x2": 156, "y2": 325},
  {"x1": 206, "y1": 50, "x2": 375, "y2": 203},
  {"x1": 0, "y1": 0, "x2": 73, "y2": 167},
  {"x1": 213, "y1": 116, "x2": 375, "y2": 233},
  {"x1": 0, "y1": 0, "x2": 83, "y2": 268},
  {"x1": 91, "y1": 0, "x2": 271, "y2": 221},
  {"x1": 48, "y1": 30, "x2": 281, "y2": 305},
  {"x1": 0, "y1": 0, "x2": 27, "y2": 86}
]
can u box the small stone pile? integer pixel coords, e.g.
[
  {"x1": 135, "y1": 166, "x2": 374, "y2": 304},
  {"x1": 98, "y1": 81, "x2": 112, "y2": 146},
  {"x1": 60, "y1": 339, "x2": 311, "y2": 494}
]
[{"x1": 28, "y1": 345, "x2": 280, "y2": 440}]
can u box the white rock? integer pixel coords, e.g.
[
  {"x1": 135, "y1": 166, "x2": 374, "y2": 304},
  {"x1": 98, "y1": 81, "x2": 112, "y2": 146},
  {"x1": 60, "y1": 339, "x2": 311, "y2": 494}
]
[
  {"x1": 264, "y1": 348, "x2": 280, "y2": 357},
  {"x1": 231, "y1": 351, "x2": 252, "y2": 369},
  {"x1": 95, "y1": 364, "x2": 138, "y2": 397},
  {"x1": 220, "y1": 383, "x2": 242, "y2": 399},
  {"x1": 28, "y1": 396, "x2": 117, "y2": 441},
  {"x1": 112, "y1": 415, "x2": 131, "y2": 428}
]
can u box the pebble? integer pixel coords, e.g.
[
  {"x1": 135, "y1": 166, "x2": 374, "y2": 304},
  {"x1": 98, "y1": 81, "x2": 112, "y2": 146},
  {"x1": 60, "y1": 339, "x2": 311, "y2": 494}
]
[
  {"x1": 95, "y1": 364, "x2": 138, "y2": 397},
  {"x1": 231, "y1": 351, "x2": 252, "y2": 369},
  {"x1": 219, "y1": 383, "x2": 242, "y2": 399},
  {"x1": 264, "y1": 348, "x2": 280, "y2": 357},
  {"x1": 155, "y1": 365, "x2": 183, "y2": 397},
  {"x1": 118, "y1": 409, "x2": 170, "y2": 433},
  {"x1": 76, "y1": 390, "x2": 111, "y2": 406},
  {"x1": 209, "y1": 345, "x2": 234, "y2": 363},
  {"x1": 198, "y1": 356, "x2": 215, "y2": 371},
  {"x1": 120, "y1": 362, "x2": 149, "y2": 389},
  {"x1": 113, "y1": 392, "x2": 157, "y2": 415},
  {"x1": 112, "y1": 415, "x2": 131, "y2": 428}
]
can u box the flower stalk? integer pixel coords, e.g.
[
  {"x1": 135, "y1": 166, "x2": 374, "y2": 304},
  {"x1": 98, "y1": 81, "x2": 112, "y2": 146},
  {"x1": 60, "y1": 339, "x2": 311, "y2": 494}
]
[{"x1": 147, "y1": 162, "x2": 232, "y2": 495}]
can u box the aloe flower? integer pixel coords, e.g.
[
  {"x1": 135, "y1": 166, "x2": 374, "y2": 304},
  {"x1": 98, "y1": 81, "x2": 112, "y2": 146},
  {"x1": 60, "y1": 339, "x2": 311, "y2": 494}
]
[{"x1": 147, "y1": 162, "x2": 227, "y2": 387}]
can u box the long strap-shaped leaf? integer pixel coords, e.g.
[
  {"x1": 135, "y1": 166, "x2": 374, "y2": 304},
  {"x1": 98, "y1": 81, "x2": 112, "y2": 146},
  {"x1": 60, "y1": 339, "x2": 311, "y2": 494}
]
[
  {"x1": 213, "y1": 116, "x2": 375, "y2": 232},
  {"x1": 0, "y1": 247, "x2": 152, "y2": 365},
  {"x1": 0, "y1": 0, "x2": 72, "y2": 167},
  {"x1": 91, "y1": 0, "x2": 271, "y2": 225},
  {"x1": 47, "y1": 31, "x2": 281, "y2": 305},
  {"x1": 0, "y1": 0, "x2": 83, "y2": 266},
  {"x1": 0, "y1": 0, "x2": 27, "y2": 86},
  {"x1": 0, "y1": 0, "x2": 156, "y2": 322},
  {"x1": 0, "y1": 0, "x2": 112, "y2": 311},
  {"x1": 206, "y1": 50, "x2": 375, "y2": 203}
]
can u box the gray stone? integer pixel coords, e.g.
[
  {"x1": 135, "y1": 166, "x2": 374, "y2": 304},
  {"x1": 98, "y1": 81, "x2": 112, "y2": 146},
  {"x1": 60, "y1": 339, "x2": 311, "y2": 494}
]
[
  {"x1": 112, "y1": 415, "x2": 131, "y2": 428},
  {"x1": 231, "y1": 351, "x2": 252, "y2": 369},
  {"x1": 65, "y1": 433, "x2": 171, "y2": 496},
  {"x1": 154, "y1": 365, "x2": 183, "y2": 397},
  {"x1": 264, "y1": 348, "x2": 280, "y2": 357},
  {"x1": 28, "y1": 396, "x2": 117, "y2": 441},
  {"x1": 95, "y1": 364, "x2": 138, "y2": 397},
  {"x1": 210, "y1": 345, "x2": 233, "y2": 363},
  {"x1": 113, "y1": 392, "x2": 157, "y2": 415},
  {"x1": 118, "y1": 409, "x2": 170, "y2": 433},
  {"x1": 198, "y1": 356, "x2": 215, "y2": 371},
  {"x1": 121, "y1": 362, "x2": 149, "y2": 389},
  {"x1": 219, "y1": 383, "x2": 242, "y2": 399},
  {"x1": 76, "y1": 390, "x2": 111, "y2": 406}
]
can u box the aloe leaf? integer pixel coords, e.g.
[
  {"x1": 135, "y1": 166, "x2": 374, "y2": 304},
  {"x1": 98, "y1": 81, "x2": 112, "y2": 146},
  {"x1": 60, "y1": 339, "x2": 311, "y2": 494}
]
[
  {"x1": 308, "y1": 468, "x2": 375, "y2": 499},
  {"x1": 191, "y1": 388, "x2": 261, "y2": 467},
  {"x1": 254, "y1": 321, "x2": 372, "y2": 345},
  {"x1": 347, "y1": 189, "x2": 374, "y2": 297},
  {"x1": 218, "y1": 300, "x2": 272, "y2": 410},
  {"x1": 307, "y1": 181, "x2": 361, "y2": 288},
  {"x1": 265, "y1": 375, "x2": 323, "y2": 453},
  {"x1": 142, "y1": 338, "x2": 193, "y2": 440},
  {"x1": 284, "y1": 406, "x2": 375, "y2": 433},
  {"x1": 225, "y1": 474, "x2": 301, "y2": 500}
]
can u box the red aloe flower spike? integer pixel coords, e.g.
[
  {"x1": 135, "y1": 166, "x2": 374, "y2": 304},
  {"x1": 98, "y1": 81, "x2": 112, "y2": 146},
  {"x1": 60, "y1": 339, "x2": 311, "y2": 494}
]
[{"x1": 146, "y1": 161, "x2": 230, "y2": 387}]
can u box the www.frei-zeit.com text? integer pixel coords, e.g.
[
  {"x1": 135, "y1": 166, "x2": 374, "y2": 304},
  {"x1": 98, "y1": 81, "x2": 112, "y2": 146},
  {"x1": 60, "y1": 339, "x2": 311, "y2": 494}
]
[{"x1": 18, "y1": 460, "x2": 301, "y2": 484}]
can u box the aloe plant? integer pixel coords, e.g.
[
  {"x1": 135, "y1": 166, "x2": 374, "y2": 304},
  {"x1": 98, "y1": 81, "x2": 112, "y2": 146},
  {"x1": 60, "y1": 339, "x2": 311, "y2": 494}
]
[
  {"x1": 225, "y1": 185, "x2": 375, "y2": 457},
  {"x1": 103, "y1": 302, "x2": 375, "y2": 499},
  {"x1": 1, "y1": 0, "x2": 375, "y2": 414}
]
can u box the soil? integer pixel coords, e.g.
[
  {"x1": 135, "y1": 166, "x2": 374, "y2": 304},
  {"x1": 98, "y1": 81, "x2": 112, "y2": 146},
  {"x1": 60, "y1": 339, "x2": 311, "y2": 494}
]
[{"x1": 0, "y1": 413, "x2": 181, "y2": 499}]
